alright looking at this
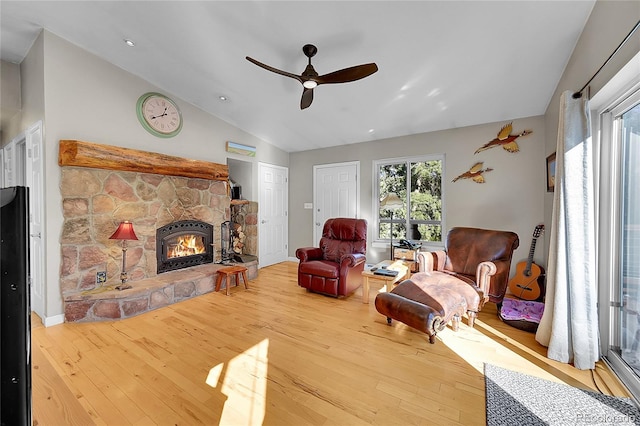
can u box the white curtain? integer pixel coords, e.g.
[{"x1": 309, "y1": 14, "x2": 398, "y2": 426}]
[{"x1": 535, "y1": 90, "x2": 599, "y2": 370}]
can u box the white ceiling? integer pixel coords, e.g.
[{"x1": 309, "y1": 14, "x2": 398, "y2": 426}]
[{"x1": 1, "y1": 1, "x2": 595, "y2": 153}]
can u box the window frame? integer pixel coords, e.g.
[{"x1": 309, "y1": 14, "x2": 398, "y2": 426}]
[
  {"x1": 594, "y1": 72, "x2": 640, "y2": 400},
  {"x1": 372, "y1": 154, "x2": 446, "y2": 248}
]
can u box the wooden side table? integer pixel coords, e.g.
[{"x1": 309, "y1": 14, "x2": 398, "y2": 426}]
[
  {"x1": 215, "y1": 265, "x2": 249, "y2": 296},
  {"x1": 393, "y1": 246, "x2": 421, "y2": 273},
  {"x1": 361, "y1": 260, "x2": 409, "y2": 304}
]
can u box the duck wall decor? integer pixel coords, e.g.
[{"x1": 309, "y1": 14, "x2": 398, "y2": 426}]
[
  {"x1": 474, "y1": 122, "x2": 532, "y2": 154},
  {"x1": 452, "y1": 162, "x2": 493, "y2": 184}
]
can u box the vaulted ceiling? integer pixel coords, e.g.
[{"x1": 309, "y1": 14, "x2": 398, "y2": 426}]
[{"x1": 1, "y1": 1, "x2": 595, "y2": 152}]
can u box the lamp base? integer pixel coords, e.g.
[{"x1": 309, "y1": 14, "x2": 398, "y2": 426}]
[{"x1": 116, "y1": 271, "x2": 131, "y2": 290}]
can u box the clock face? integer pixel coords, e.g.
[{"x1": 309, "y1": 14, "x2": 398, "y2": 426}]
[{"x1": 136, "y1": 93, "x2": 183, "y2": 137}]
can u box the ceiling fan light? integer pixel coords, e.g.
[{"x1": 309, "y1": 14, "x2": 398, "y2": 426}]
[{"x1": 303, "y1": 80, "x2": 318, "y2": 89}]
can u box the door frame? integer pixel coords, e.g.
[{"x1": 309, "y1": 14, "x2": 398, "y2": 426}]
[
  {"x1": 312, "y1": 161, "x2": 360, "y2": 244},
  {"x1": 0, "y1": 148, "x2": 4, "y2": 188},
  {"x1": 3, "y1": 136, "x2": 19, "y2": 187},
  {"x1": 25, "y1": 121, "x2": 45, "y2": 320}
]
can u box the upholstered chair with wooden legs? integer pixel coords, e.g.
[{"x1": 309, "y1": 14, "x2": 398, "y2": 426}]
[{"x1": 375, "y1": 227, "x2": 519, "y2": 343}]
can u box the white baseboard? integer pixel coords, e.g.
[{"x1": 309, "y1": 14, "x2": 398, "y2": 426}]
[{"x1": 42, "y1": 314, "x2": 64, "y2": 327}]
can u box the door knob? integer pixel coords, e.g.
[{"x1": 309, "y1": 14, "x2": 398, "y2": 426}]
[{"x1": 261, "y1": 220, "x2": 267, "y2": 224}]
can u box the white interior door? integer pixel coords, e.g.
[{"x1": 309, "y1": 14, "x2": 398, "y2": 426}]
[
  {"x1": 25, "y1": 122, "x2": 45, "y2": 318},
  {"x1": 258, "y1": 163, "x2": 288, "y2": 267},
  {"x1": 313, "y1": 162, "x2": 359, "y2": 244}
]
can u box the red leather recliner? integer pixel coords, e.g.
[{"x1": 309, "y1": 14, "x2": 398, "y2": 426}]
[{"x1": 296, "y1": 218, "x2": 367, "y2": 297}]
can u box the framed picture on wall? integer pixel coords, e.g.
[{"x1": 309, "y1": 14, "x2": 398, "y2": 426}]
[{"x1": 546, "y1": 152, "x2": 556, "y2": 192}]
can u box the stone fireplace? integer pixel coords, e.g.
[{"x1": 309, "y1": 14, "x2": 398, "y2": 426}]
[
  {"x1": 156, "y1": 220, "x2": 214, "y2": 273},
  {"x1": 58, "y1": 140, "x2": 259, "y2": 322},
  {"x1": 60, "y1": 168, "x2": 229, "y2": 292}
]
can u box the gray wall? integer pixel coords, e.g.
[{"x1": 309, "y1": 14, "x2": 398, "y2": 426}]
[
  {"x1": 542, "y1": 1, "x2": 640, "y2": 253},
  {"x1": 0, "y1": 60, "x2": 21, "y2": 141},
  {"x1": 290, "y1": 115, "x2": 546, "y2": 267}
]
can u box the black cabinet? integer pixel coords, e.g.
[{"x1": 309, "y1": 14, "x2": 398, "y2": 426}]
[{"x1": 1, "y1": 186, "x2": 31, "y2": 426}]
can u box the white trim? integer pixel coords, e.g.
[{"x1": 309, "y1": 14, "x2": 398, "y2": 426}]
[
  {"x1": 0, "y1": 148, "x2": 4, "y2": 188},
  {"x1": 42, "y1": 314, "x2": 64, "y2": 328},
  {"x1": 591, "y1": 50, "x2": 640, "y2": 112},
  {"x1": 372, "y1": 154, "x2": 445, "y2": 244},
  {"x1": 594, "y1": 51, "x2": 640, "y2": 400}
]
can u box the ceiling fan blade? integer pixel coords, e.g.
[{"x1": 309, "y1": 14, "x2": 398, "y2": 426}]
[
  {"x1": 300, "y1": 88, "x2": 314, "y2": 109},
  {"x1": 246, "y1": 56, "x2": 303, "y2": 83},
  {"x1": 316, "y1": 63, "x2": 378, "y2": 85}
]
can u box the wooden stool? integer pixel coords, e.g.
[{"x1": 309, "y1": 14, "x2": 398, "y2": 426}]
[{"x1": 215, "y1": 265, "x2": 249, "y2": 296}]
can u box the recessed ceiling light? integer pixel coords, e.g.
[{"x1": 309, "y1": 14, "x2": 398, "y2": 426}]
[
  {"x1": 124, "y1": 39, "x2": 135, "y2": 47},
  {"x1": 219, "y1": 95, "x2": 228, "y2": 101}
]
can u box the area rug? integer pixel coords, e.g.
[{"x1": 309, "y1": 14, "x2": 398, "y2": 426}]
[{"x1": 484, "y1": 363, "x2": 640, "y2": 425}]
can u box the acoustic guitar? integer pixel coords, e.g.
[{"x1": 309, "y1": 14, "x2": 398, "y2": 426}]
[{"x1": 508, "y1": 224, "x2": 545, "y2": 301}]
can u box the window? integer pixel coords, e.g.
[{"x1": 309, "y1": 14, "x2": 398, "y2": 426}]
[
  {"x1": 597, "y1": 80, "x2": 640, "y2": 399},
  {"x1": 619, "y1": 96, "x2": 640, "y2": 375},
  {"x1": 374, "y1": 155, "x2": 444, "y2": 244}
]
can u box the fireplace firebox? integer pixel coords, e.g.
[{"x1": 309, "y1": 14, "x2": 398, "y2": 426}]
[{"x1": 156, "y1": 220, "x2": 213, "y2": 273}]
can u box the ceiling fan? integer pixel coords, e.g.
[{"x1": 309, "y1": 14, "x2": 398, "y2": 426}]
[{"x1": 246, "y1": 44, "x2": 378, "y2": 110}]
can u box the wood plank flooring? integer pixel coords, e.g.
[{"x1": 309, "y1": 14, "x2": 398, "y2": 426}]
[{"x1": 32, "y1": 261, "x2": 631, "y2": 425}]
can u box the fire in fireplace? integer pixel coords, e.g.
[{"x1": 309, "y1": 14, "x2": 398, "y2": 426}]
[
  {"x1": 156, "y1": 220, "x2": 213, "y2": 273},
  {"x1": 167, "y1": 234, "x2": 205, "y2": 258}
]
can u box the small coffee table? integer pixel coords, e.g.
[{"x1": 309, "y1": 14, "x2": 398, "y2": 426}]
[{"x1": 361, "y1": 260, "x2": 410, "y2": 304}]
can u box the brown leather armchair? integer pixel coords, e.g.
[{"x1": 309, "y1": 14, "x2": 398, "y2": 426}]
[
  {"x1": 296, "y1": 218, "x2": 367, "y2": 297},
  {"x1": 374, "y1": 227, "x2": 519, "y2": 343},
  {"x1": 418, "y1": 227, "x2": 520, "y2": 309}
]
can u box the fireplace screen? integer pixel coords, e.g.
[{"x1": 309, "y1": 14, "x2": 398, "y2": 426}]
[{"x1": 157, "y1": 220, "x2": 213, "y2": 273}]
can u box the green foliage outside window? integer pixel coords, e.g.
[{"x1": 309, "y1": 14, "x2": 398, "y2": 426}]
[{"x1": 378, "y1": 157, "x2": 443, "y2": 242}]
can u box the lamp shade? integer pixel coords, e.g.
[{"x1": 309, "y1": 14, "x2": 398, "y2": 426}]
[
  {"x1": 109, "y1": 221, "x2": 138, "y2": 240},
  {"x1": 380, "y1": 193, "x2": 403, "y2": 210}
]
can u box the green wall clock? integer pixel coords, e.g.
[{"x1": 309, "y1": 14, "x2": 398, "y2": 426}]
[{"x1": 136, "y1": 92, "x2": 183, "y2": 138}]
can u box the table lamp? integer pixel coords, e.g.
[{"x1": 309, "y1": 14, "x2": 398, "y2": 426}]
[
  {"x1": 109, "y1": 220, "x2": 138, "y2": 290},
  {"x1": 380, "y1": 193, "x2": 403, "y2": 259}
]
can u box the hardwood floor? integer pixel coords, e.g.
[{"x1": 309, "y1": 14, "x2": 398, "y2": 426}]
[{"x1": 32, "y1": 261, "x2": 630, "y2": 425}]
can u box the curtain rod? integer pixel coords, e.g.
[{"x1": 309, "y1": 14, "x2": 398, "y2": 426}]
[{"x1": 572, "y1": 19, "x2": 640, "y2": 99}]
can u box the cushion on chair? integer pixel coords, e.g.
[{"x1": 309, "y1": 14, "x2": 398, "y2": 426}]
[
  {"x1": 375, "y1": 276, "x2": 469, "y2": 343},
  {"x1": 320, "y1": 218, "x2": 367, "y2": 262},
  {"x1": 408, "y1": 271, "x2": 481, "y2": 311},
  {"x1": 443, "y1": 227, "x2": 519, "y2": 304},
  {"x1": 445, "y1": 227, "x2": 518, "y2": 276},
  {"x1": 298, "y1": 260, "x2": 339, "y2": 278}
]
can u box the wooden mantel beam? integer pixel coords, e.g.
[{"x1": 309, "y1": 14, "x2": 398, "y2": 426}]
[{"x1": 58, "y1": 140, "x2": 229, "y2": 181}]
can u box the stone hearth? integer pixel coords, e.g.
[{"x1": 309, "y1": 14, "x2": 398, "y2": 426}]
[{"x1": 64, "y1": 261, "x2": 258, "y2": 322}]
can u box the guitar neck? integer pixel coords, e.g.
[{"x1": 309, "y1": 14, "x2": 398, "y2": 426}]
[{"x1": 525, "y1": 238, "x2": 538, "y2": 272}]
